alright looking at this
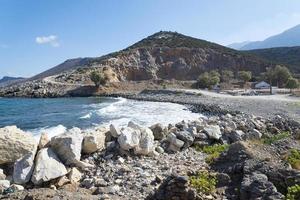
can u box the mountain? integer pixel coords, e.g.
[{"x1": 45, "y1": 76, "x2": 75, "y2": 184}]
[
  {"x1": 246, "y1": 46, "x2": 300, "y2": 73},
  {"x1": 227, "y1": 41, "x2": 251, "y2": 50},
  {"x1": 0, "y1": 31, "x2": 274, "y2": 97},
  {"x1": 240, "y1": 24, "x2": 300, "y2": 50},
  {"x1": 0, "y1": 76, "x2": 25, "y2": 87}
]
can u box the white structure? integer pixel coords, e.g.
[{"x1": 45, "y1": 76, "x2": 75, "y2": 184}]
[{"x1": 255, "y1": 81, "x2": 270, "y2": 89}]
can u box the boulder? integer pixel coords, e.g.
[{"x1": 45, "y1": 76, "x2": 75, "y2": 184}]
[
  {"x1": 50, "y1": 128, "x2": 83, "y2": 165},
  {"x1": 109, "y1": 124, "x2": 121, "y2": 138},
  {"x1": 38, "y1": 132, "x2": 49, "y2": 149},
  {"x1": 0, "y1": 169, "x2": 6, "y2": 180},
  {"x1": 31, "y1": 148, "x2": 68, "y2": 185},
  {"x1": 175, "y1": 130, "x2": 195, "y2": 149},
  {"x1": 0, "y1": 126, "x2": 37, "y2": 164},
  {"x1": 128, "y1": 121, "x2": 141, "y2": 130},
  {"x1": 68, "y1": 168, "x2": 82, "y2": 183},
  {"x1": 117, "y1": 127, "x2": 140, "y2": 150},
  {"x1": 167, "y1": 133, "x2": 185, "y2": 152},
  {"x1": 13, "y1": 147, "x2": 37, "y2": 184},
  {"x1": 134, "y1": 128, "x2": 154, "y2": 155},
  {"x1": 82, "y1": 130, "x2": 106, "y2": 154},
  {"x1": 204, "y1": 125, "x2": 222, "y2": 140},
  {"x1": 227, "y1": 130, "x2": 244, "y2": 143},
  {"x1": 150, "y1": 123, "x2": 165, "y2": 140},
  {"x1": 10, "y1": 184, "x2": 24, "y2": 191},
  {"x1": 0, "y1": 180, "x2": 10, "y2": 193},
  {"x1": 244, "y1": 129, "x2": 262, "y2": 140}
]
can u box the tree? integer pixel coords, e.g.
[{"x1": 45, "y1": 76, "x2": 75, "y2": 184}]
[
  {"x1": 273, "y1": 65, "x2": 291, "y2": 87},
  {"x1": 265, "y1": 67, "x2": 275, "y2": 94},
  {"x1": 286, "y1": 78, "x2": 299, "y2": 92},
  {"x1": 90, "y1": 71, "x2": 108, "y2": 87},
  {"x1": 221, "y1": 70, "x2": 234, "y2": 83},
  {"x1": 238, "y1": 71, "x2": 252, "y2": 83},
  {"x1": 197, "y1": 71, "x2": 220, "y2": 89}
]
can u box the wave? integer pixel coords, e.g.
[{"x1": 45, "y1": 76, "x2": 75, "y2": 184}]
[
  {"x1": 80, "y1": 112, "x2": 92, "y2": 119},
  {"x1": 97, "y1": 97, "x2": 127, "y2": 115},
  {"x1": 29, "y1": 124, "x2": 67, "y2": 141}
]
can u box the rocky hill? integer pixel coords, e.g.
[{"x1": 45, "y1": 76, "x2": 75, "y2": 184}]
[
  {"x1": 246, "y1": 46, "x2": 300, "y2": 74},
  {"x1": 0, "y1": 76, "x2": 25, "y2": 87}
]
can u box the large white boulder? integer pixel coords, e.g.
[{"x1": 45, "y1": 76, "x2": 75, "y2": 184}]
[
  {"x1": 117, "y1": 127, "x2": 140, "y2": 150},
  {"x1": 31, "y1": 148, "x2": 67, "y2": 185},
  {"x1": 82, "y1": 129, "x2": 106, "y2": 154},
  {"x1": 50, "y1": 128, "x2": 83, "y2": 165},
  {"x1": 38, "y1": 132, "x2": 49, "y2": 149},
  {"x1": 134, "y1": 128, "x2": 155, "y2": 155},
  {"x1": 204, "y1": 125, "x2": 222, "y2": 140},
  {"x1": 0, "y1": 180, "x2": 10, "y2": 193},
  {"x1": 0, "y1": 126, "x2": 37, "y2": 164},
  {"x1": 109, "y1": 124, "x2": 121, "y2": 138},
  {"x1": 13, "y1": 146, "x2": 37, "y2": 184}
]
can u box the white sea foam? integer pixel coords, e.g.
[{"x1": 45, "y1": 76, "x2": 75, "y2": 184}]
[
  {"x1": 80, "y1": 112, "x2": 92, "y2": 119},
  {"x1": 30, "y1": 124, "x2": 67, "y2": 141}
]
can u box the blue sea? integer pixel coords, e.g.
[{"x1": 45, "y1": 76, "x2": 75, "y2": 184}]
[{"x1": 0, "y1": 97, "x2": 202, "y2": 138}]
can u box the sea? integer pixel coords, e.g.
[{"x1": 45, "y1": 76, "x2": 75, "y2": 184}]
[{"x1": 0, "y1": 97, "x2": 202, "y2": 138}]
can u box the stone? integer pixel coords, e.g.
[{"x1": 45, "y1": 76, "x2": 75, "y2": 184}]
[
  {"x1": 204, "y1": 125, "x2": 222, "y2": 140},
  {"x1": 167, "y1": 133, "x2": 184, "y2": 152},
  {"x1": 50, "y1": 128, "x2": 83, "y2": 165},
  {"x1": 117, "y1": 157, "x2": 125, "y2": 164},
  {"x1": 175, "y1": 130, "x2": 195, "y2": 149},
  {"x1": 0, "y1": 126, "x2": 37, "y2": 164},
  {"x1": 117, "y1": 127, "x2": 140, "y2": 150},
  {"x1": 109, "y1": 124, "x2": 121, "y2": 138},
  {"x1": 81, "y1": 178, "x2": 94, "y2": 188},
  {"x1": 55, "y1": 176, "x2": 70, "y2": 187},
  {"x1": 0, "y1": 169, "x2": 6, "y2": 180},
  {"x1": 10, "y1": 184, "x2": 24, "y2": 191},
  {"x1": 31, "y1": 148, "x2": 68, "y2": 185},
  {"x1": 244, "y1": 129, "x2": 262, "y2": 140},
  {"x1": 68, "y1": 167, "x2": 82, "y2": 183},
  {"x1": 0, "y1": 180, "x2": 10, "y2": 193},
  {"x1": 228, "y1": 130, "x2": 244, "y2": 143},
  {"x1": 13, "y1": 147, "x2": 37, "y2": 184},
  {"x1": 95, "y1": 185, "x2": 120, "y2": 194},
  {"x1": 82, "y1": 130, "x2": 106, "y2": 154},
  {"x1": 134, "y1": 128, "x2": 155, "y2": 155},
  {"x1": 155, "y1": 146, "x2": 164, "y2": 154},
  {"x1": 128, "y1": 121, "x2": 141, "y2": 130},
  {"x1": 38, "y1": 132, "x2": 49, "y2": 149},
  {"x1": 150, "y1": 123, "x2": 165, "y2": 140}
]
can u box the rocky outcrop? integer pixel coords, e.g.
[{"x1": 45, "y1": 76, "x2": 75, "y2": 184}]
[
  {"x1": 31, "y1": 148, "x2": 67, "y2": 185},
  {"x1": 0, "y1": 126, "x2": 36, "y2": 164}
]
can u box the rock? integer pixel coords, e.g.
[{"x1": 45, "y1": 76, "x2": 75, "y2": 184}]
[
  {"x1": 31, "y1": 148, "x2": 68, "y2": 185},
  {"x1": 244, "y1": 129, "x2": 262, "y2": 140},
  {"x1": 82, "y1": 130, "x2": 106, "y2": 154},
  {"x1": 73, "y1": 160, "x2": 94, "y2": 170},
  {"x1": 128, "y1": 121, "x2": 141, "y2": 130},
  {"x1": 68, "y1": 167, "x2": 82, "y2": 183},
  {"x1": 204, "y1": 125, "x2": 222, "y2": 140},
  {"x1": 150, "y1": 123, "x2": 165, "y2": 140},
  {"x1": 10, "y1": 184, "x2": 24, "y2": 191},
  {"x1": 117, "y1": 157, "x2": 125, "y2": 164},
  {"x1": 0, "y1": 169, "x2": 6, "y2": 180},
  {"x1": 0, "y1": 126, "x2": 37, "y2": 164},
  {"x1": 175, "y1": 130, "x2": 195, "y2": 149},
  {"x1": 38, "y1": 132, "x2": 49, "y2": 149},
  {"x1": 50, "y1": 128, "x2": 83, "y2": 165},
  {"x1": 228, "y1": 130, "x2": 244, "y2": 143},
  {"x1": 95, "y1": 185, "x2": 120, "y2": 194},
  {"x1": 155, "y1": 146, "x2": 164, "y2": 154},
  {"x1": 13, "y1": 147, "x2": 37, "y2": 184},
  {"x1": 81, "y1": 178, "x2": 94, "y2": 189},
  {"x1": 240, "y1": 173, "x2": 284, "y2": 200},
  {"x1": 0, "y1": 180, "x2": 10, "y2": 193},
  {"x1": 55, "y1": 176, "x2": 70, "y2": 187},
  {"x1": 167, "y1": 133, "x2": 185, "y2": 152},
  {"x1": 109, "y1": 124, "x2": 121, "y2": 138},
  {"x1": 117, "y1": 127, "x2": 140, "y2": 150},
  {"x1": 134, "y1": 128, "x2": 154, "y2": 155}
]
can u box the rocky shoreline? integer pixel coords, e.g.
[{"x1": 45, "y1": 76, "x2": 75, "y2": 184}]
[{"x1": 0, "y1": 102, "x2": 300, "y2": 199}]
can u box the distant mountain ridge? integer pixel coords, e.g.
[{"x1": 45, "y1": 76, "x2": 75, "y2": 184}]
[
  {"x1": 0, "y1": 76, "x2": 25, "y2": 87},
  {"x1": 235, "y1": 24, "x2": 300, "y2": 50}
]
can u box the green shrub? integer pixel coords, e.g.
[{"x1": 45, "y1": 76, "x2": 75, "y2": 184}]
[
  {"x1": 195, "y1": 144, "x2": 229, "y2": 164},
  {"x1": 90, "y1": 71, "x2": 108, "y2": 87},
  {"x1": 286, "y1": 184, "x2": 300, "y2": 200},
  {"x1": 287, "y1": 149, "x2": 300, "y2": 170},
  {"x1": 263, "y1": 131, "x2": 290, "y2": 145},
  {"x1": 189, "y1": 171, "x2": 217, "y2": 194}
]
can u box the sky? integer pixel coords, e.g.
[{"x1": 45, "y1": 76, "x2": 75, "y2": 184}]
[{"x1": 1, "y1": 0, "x2": 300, "y2": 78}]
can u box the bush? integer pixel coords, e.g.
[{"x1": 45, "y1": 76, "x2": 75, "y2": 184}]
[
  {"x1": 197, "y1": 71, "x2": 220, "y2": 89},
  {"x1": 189, "y1": 171, "x2": 217, "y2": 195},
  {"x1": 195, "y1": 144, "x2": 229, "y2": 164},
  {"x1": 238, "y1": 71, "x2": 252, "y2": 83},
  {"x1": 90, "y1": 71, "x2": 108, "y2": 87},
  {"x1": 287, "y1": 149, "x2": 300, "y2": 170},
  {"x1": 263, "y1": 131, "x2": 290, "y2": 145},
  {"x1": 286, "y1": 184, "x2": 300, "y2": 200}
]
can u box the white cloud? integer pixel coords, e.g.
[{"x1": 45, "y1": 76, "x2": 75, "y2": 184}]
[{"x1": 35, "y1": 35, "x2": 60, "y2": 47}]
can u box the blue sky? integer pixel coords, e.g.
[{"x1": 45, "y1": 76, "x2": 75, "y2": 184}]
[{"x1": 1, "y1": 0, "x2": 300, "y2": 78}]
